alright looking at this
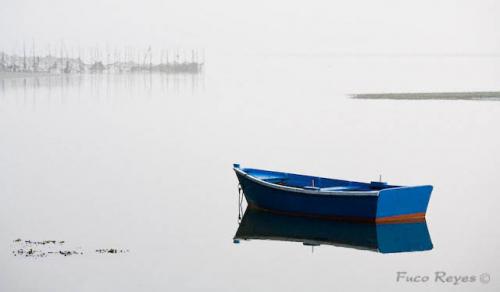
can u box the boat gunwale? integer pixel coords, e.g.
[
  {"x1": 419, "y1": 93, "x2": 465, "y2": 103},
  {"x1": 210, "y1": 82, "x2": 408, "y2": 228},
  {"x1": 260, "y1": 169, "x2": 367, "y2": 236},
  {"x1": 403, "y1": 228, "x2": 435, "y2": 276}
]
[{"x1": 234, "y1": 167, "x2": 381, "y2": 197}]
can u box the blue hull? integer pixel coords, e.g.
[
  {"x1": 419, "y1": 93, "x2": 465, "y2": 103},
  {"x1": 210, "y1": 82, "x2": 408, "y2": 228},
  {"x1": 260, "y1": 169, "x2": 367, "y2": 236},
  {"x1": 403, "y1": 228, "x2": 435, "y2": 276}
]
[{"x1": 234, "y1": 164, "x2": 432, "y2": 222}]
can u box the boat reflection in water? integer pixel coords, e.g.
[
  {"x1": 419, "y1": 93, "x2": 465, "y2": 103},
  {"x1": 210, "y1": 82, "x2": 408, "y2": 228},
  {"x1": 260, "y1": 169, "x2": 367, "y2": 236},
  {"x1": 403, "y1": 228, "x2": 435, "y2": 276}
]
[{"x1": 234, "y1": 208, "x2": 433, "y2": 253}]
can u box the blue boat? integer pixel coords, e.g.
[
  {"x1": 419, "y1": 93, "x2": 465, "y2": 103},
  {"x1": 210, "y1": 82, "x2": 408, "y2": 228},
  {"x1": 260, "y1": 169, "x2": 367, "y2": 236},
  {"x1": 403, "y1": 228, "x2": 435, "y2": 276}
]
[
  {"x1": 234, "y1": 208, "x2": 433, "y2": 253},
  {"x1": 233, "y1": 164, "x2": 432, "y2": 223}
]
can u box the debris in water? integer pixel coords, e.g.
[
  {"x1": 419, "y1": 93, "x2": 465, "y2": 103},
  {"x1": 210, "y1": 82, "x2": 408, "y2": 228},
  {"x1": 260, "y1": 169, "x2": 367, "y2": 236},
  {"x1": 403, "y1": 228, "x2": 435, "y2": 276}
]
[
  {"x1": 95, "y1": 248, "x2": 129, "y2": 254},
  {"x1": 11, "y1": 238, "x2": 128, "y2": 258}
]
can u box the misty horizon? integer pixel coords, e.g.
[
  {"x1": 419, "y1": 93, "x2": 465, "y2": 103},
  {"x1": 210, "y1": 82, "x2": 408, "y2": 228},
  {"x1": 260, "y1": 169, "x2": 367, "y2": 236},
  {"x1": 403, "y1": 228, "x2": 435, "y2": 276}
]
[{"x1": 1, "y1": 0, "x2": 499, "y2": 56}]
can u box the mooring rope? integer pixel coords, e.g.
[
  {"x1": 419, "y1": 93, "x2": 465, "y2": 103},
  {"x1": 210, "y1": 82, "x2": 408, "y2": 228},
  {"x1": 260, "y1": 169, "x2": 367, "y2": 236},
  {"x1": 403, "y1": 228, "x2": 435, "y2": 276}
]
[{"x1": 237, "y1": 184, "x2": 244, "y2": 224}]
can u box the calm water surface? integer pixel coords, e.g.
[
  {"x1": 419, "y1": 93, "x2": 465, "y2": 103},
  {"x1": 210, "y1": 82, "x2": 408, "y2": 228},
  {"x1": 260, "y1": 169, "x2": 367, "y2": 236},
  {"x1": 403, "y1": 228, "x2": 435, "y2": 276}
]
[{"x1": 1, "y1": 55, "x2": 500, "y2": 291}]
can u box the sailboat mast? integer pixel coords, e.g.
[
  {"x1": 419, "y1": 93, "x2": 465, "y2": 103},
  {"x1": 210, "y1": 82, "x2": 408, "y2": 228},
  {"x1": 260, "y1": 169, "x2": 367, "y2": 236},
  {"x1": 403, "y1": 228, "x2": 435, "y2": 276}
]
[
  {"x1": 32, "y1": 39, "x2": 36, "y2": 72},
  {"x1": 23, "y1": 42, "x2": 27, "y2": 71},
  {"x1": 60, "y1": 40, "x2": 64, "y2": 71}
]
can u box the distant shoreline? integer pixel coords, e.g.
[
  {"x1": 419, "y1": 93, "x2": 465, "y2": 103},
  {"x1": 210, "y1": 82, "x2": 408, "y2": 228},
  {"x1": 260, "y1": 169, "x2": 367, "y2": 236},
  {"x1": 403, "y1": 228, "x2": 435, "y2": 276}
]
[
  {"x1": 0, "y1": 72, "x2": 62, "y2": 80},
  {"x1": 351, "y1": 92, "x2": 500, "y2": 101},
  {"x1": 0, "y1": 71, "x2": 202, "y2": 80}
]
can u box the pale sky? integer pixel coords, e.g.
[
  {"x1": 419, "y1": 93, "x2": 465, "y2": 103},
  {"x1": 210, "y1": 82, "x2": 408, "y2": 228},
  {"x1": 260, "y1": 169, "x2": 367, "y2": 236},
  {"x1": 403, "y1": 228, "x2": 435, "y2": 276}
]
[{"x1": 1, "y1": 0, "x2": 499, "y2": 55}]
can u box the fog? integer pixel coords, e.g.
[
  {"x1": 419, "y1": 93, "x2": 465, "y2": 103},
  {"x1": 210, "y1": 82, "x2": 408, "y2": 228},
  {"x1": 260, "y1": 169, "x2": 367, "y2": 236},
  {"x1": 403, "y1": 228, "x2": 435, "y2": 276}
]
[
  {"x1": 1, "y1": 1, "x2": 500, "y2": 291},
  {"x1": 1, "y1": 0, "x2": 500, "y2": 55}
]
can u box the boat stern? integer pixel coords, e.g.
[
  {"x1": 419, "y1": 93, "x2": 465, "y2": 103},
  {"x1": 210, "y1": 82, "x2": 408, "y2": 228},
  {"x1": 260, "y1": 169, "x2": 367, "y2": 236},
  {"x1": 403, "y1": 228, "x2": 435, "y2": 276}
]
[{"x1": 376, "y1": 185, "x2": 433, "y2": 223}]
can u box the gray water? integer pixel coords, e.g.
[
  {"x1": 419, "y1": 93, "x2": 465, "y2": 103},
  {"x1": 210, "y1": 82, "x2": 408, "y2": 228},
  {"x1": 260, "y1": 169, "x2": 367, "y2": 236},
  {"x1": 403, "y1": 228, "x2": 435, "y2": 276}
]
[{"x1": 1, "y1": 55, "x2": 500, "y2": 291}]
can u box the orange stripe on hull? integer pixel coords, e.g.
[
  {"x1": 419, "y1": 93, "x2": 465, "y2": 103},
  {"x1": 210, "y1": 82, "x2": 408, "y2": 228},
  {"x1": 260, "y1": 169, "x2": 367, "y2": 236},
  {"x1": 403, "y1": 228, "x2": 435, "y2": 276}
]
[{"x1": 375, "y1": 213, "x2": 426, "y2": 223}]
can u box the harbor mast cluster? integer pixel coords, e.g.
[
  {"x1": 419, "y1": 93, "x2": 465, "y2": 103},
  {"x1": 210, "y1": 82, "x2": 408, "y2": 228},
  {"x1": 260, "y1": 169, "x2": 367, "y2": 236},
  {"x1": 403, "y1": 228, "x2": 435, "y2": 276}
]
[{"x1": 0, "y1": 43, "x2": 204, "y2": 74}]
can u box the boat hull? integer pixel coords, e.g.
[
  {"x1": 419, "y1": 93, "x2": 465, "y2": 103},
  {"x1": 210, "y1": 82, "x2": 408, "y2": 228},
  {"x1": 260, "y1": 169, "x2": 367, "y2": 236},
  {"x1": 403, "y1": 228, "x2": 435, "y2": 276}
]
[{"x1": 234, "y1": 167, "x2": 432, "y2": 223}]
